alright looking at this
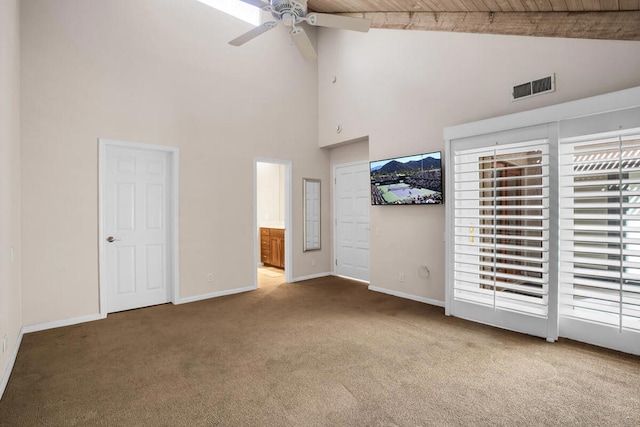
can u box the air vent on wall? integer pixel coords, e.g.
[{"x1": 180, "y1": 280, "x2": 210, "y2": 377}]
[{"x1": 512, "y1": 74, "x2": 555, "y2": 101}]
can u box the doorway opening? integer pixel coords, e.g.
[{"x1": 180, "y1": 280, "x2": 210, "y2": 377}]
[{"x1": 255, "y1": 158, "x2": 292, "y2": 287}]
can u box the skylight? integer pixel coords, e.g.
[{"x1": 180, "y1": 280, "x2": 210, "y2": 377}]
[{"x1": 197, "y1": 0, "x2": 261, "y2": 26}]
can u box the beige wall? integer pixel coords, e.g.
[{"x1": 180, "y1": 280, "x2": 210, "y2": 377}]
[
  {"x1": 318, "y1": 28, "x2": 640, "y2": 303},
  {"x1": 0, "y1": 0, "x2": 22, "y2": 381},
  {"x1": 15, "y1": 0, "x2": 640, "y2": 329},
  {"x1": 20, "y1": 0, "x2": 328, "y2": 326},
  {"x1": 329, "y1": 138, "x2": 369, "y2": 166}
]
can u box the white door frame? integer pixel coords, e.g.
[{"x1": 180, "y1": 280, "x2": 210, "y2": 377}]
[
  {"x1": 98, "y1": 138, "x2": 180, "y2": 317},
  {"x1": 254, "y1": 158, "x2": 293, "y2": 285},
  {"x1": 332, "y1": 160, "x2": 370, "y2": 281}
]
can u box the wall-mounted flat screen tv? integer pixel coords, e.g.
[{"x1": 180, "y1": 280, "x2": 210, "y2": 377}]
[{"x1": 370, "y1": 151, "x2": 443, "y2": 205}]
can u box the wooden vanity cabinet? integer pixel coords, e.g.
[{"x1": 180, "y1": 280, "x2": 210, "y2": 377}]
[
  {"x1": 260, "y1": 228, "x2": 284, "y2": 269},
  {"x1": 260, "y1": 228, "x2": 271, "y2": 265}
]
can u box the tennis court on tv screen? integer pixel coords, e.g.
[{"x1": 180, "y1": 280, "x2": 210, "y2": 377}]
[
  {"x1": 374, "y1": 183, "x2": 442, "y2": 204},
  {"x1": 370, "y1": 152, "x2": 443, "y2": 205}
]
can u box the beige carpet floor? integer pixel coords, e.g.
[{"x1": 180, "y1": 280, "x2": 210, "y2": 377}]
[{"x1": 0, "y1": 275, "x2": 638, "y2": 426}]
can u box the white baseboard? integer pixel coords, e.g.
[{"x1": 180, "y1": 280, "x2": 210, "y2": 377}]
[
  {"x1": 176, "y1": 285, "x2": 256, "y2": 304},
  {"x1": 368, "y1": 285, "x2": 445, "y2": 308},
  {"x1": 0, "y1": 330, "x2": 23, "y2": 401},
  {"x1": 292, "y1": 272, "x2": 332, "y2": 283},
  {"x1": 22, "y1": 313, "x2": 105, "y2": 334}
]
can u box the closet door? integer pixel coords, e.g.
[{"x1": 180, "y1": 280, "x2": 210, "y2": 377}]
[{"x1": 448, "y1": 125, "x2": 558, "y2": 341}]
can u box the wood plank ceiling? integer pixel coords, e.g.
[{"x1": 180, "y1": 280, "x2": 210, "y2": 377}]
[{"x1": 307, "y1": 0, "x2": 640, "y2": 40}]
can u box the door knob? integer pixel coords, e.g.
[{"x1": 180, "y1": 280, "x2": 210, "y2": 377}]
[{"x1": 106, "y1": 236, "x2": 120, "y2": 242}]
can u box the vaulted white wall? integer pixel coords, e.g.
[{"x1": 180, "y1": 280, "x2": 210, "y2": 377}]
[
  {"x1": 318, "y1": 28, "x2": 640, "y2": 303},
  {"x1": 20, "y1": 0, "x2": 328, "y2": 326},
  {"x1": 0, "y1": 0, "x2": 22, "y2": 387}
]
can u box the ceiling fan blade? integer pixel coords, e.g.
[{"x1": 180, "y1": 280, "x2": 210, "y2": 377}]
[
  {"x1": 237, "y1": 0, "x2": 270, "y2": 9},
  {"x1": 306, "y1": 13, "x2": 370, "y2": 33},
  {"x1": 290, "y1": 27, "x2": 317, "y2": 61},
  {"x1": 229, "y1": 22, "x2": 277, "y2": 46}
]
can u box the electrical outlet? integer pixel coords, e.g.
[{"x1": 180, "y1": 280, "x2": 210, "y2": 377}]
[
  {"x1": 311, "y1": 259, "x2": 316, "y2": 267},
  {"x1": 399, "y1": 272, "x2": 405, "y2": 283},
  {"x1": 207, "y1": 273, "x2": 213, "y2": 282},
  {"x1": 2, "y1": 335, "x2": 6, "y2": 354}
]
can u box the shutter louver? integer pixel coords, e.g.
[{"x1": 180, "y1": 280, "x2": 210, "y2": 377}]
[
  {"x1": 453, "y1": 140, "x2": 550, "y2": 317},
  {"x1": 559, "y1": 134, "x2": 640, "y2": 332}
]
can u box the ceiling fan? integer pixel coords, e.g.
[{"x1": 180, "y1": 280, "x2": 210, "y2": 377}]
[{"x1": 228, "y1": 0, "x2": 371, "y2": 60}]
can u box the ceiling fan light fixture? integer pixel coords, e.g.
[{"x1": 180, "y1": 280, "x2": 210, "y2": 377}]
[
  {"x1": 281, "y1": 12, "x2": 295, "y2": 27},
  {"x1": 230, "y1": 0, "x2": 371, "y2": 60}
]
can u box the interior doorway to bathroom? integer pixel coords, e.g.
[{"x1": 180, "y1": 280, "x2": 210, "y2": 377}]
[{"x1": 255, "y1": 159, "x2": 292, "y2": 287}]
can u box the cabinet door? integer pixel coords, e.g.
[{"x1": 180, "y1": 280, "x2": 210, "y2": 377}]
[
  {"x1": 270, "y1": 236, "x2": 281, "y2": 267},
  {"x1": 260, "y1": 228, "x2": 270, "y2": 264},
  {"x1": 278, "y1": 236, "x2": 284, "y2": 268},
  {"x1": 269, "y1": 229, "x2": 284, "y2": 268}
]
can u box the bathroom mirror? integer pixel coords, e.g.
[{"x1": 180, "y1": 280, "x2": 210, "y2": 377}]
[{"x1": 303, "y1": 178, "x2": 321, "y2": 252}]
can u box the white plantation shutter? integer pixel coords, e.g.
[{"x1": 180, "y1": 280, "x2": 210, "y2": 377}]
[
  {"x1": 453, "y1": 140, "x2": 550, "y2": 317},
  {"x1": 446, "y1": 91, "x2": 640, "y2": 353},
  {"x1": 559, "y1": 132, "x2": 640, "y2": 332}
]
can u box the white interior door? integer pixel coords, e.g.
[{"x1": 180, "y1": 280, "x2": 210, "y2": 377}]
[
  {"x1": 334, "y1": 162, "x2": 370, "y2": 282},
  {"x1": 104, "y1": 144, "x2": 172, "y2": 313}
]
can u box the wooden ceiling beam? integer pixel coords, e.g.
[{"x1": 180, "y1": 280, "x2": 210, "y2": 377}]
[{"x1": 338, "y1": 11, "x2": 640, "y2": 41}]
